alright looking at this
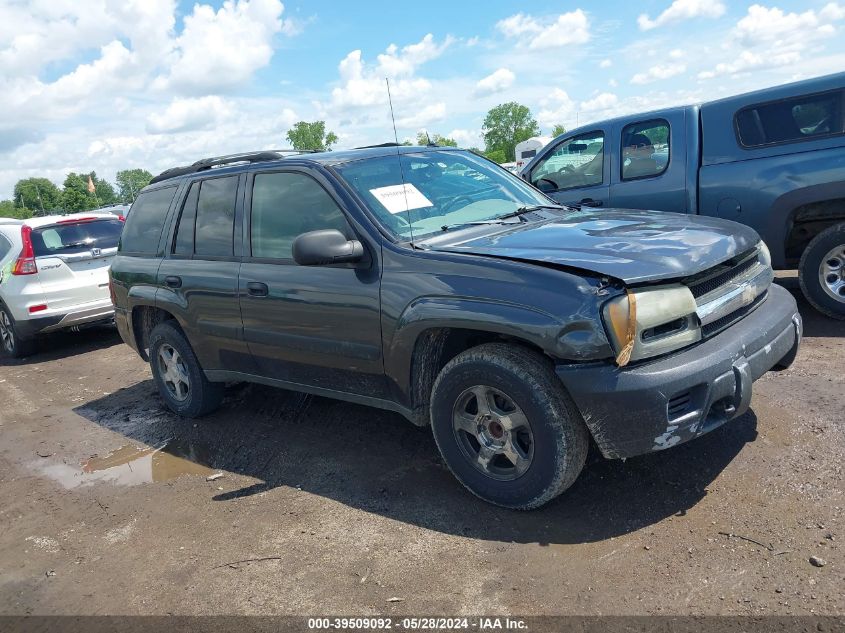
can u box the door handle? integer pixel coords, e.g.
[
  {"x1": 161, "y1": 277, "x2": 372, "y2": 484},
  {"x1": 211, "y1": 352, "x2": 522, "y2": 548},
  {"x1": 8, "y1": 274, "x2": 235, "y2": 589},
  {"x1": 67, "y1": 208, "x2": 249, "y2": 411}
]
[
  {"x1": 164, "y1": 276, "x2": 182, "y2": 288},
  {"x1": 247, "y1": 282, "x2": 269, "y2": 297},
  {"x1": 579, "y1": 198, "x2": 603, "y2": 208}
]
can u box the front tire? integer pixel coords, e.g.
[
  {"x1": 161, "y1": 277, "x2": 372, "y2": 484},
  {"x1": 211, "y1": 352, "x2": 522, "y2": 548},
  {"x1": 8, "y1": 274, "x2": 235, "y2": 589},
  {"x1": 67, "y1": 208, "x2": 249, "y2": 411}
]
[
  {"x1": 799, "y1": 223, "x2": 845, "y2": 320},
  {"x1": 430, "y1": 343, "x2": 589, "y2": 510},
  {"x1": 0, "y1": 306, "x2": 35, "y2": 359},
  {"x1": 149, "y1": 321, "x2": 223, "y2": 417}
]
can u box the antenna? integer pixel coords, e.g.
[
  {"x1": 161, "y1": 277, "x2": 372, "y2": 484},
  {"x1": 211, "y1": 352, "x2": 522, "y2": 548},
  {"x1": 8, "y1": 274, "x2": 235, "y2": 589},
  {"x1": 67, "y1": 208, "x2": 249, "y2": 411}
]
[{"x1": 385, "y1": 78, "x2": 415, "y2": 243}]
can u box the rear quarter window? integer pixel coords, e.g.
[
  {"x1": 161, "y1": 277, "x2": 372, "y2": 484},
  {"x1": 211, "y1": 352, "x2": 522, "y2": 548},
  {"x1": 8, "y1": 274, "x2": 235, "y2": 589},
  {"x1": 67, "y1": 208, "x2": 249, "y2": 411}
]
[
  {"x1": 32, "y1": 219, "x2": 123, "y2": 256},
  {"x1": 120, "y1": 186, "x2": 178, "y2": 253},
  {"x1": 735, "y1": 90, "x2": 844, "y2": 148}
]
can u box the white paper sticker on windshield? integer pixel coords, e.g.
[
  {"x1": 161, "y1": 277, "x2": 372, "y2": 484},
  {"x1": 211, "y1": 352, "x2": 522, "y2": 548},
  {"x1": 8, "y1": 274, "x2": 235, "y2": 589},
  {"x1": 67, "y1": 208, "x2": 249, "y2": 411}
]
[{"x1": 369, "y1": 183, "x2": 433, "y2": 214}]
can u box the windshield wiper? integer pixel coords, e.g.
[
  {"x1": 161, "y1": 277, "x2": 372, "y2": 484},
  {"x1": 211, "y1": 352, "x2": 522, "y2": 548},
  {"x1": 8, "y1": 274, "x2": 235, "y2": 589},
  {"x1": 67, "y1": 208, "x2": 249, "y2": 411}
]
[
  {"x1": 495, "y1": 204, "x2": 568, "y2": 220},
  {"x1": 439, "y1": 204, "x2": 570, "y2": 232}
]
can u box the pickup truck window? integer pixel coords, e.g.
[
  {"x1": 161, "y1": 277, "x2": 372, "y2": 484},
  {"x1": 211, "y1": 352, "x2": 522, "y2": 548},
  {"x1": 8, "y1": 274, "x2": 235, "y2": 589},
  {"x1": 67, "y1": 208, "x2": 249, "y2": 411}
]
[
  {"x1": 621, "y1": 119, "x2": 670, "y2": 181},
  {"x1": 194, "y1": 176, "x2": 238, "y2": 257},
  {"x1": 250, "y1": 171, "x2": 351, "y2": 260},
  {"x1": 529, "y1": 131, "x2": 604, "y2": 192},
  {"x1": 735, "y1": 89, "x2": 844, "y2": 148}
]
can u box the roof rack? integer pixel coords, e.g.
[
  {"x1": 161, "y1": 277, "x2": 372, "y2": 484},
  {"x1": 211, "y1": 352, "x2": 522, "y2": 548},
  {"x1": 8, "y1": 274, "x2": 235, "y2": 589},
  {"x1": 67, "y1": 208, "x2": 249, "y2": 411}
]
[{"x1": 149, "y1": 149, "x2": 317, "y2": 185}]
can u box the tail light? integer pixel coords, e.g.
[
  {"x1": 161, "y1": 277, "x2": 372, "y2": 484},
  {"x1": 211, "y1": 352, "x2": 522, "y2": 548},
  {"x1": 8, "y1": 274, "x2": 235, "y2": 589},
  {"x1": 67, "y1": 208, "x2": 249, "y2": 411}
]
[
  {"x1": 117, "y1": 215, "x2": 126, "y2": 222},
  {"x1": 11, "y1": 225, "x2": 37, "y2": 275}
]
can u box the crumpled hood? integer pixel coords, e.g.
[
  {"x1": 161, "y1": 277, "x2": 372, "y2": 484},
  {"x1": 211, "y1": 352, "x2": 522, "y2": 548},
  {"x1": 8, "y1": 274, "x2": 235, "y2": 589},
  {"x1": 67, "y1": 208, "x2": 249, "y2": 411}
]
[{"x1": 427, "y1": 209, "x2": 761, "y2": 284}]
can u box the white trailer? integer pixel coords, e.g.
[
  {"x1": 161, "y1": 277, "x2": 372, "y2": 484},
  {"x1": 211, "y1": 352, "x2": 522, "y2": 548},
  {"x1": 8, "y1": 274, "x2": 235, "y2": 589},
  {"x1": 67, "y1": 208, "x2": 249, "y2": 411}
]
[{"x1": 514, "y1": 137, "x2": 552, "y2": 171}]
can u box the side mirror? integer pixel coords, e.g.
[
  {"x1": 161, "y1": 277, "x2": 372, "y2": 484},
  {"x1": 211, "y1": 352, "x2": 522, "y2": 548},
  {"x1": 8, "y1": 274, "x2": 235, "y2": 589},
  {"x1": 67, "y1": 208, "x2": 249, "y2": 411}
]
[{"x1": 292, "y1": 229, "x2": 364, "y2": 266}]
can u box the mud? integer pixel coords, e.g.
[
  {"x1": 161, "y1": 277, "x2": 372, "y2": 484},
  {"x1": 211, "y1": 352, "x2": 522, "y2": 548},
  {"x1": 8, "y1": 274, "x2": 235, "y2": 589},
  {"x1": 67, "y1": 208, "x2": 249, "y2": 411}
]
[{"x1": 0, "y1": 279, "x2": 842, "y2": 616}]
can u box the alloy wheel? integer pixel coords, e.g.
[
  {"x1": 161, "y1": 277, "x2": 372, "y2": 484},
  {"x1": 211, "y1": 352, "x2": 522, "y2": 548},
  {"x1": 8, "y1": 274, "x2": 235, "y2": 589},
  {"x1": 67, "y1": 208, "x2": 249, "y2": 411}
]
[
  {"x1": 0, "y1": 311, "x2": 14, "y2": 353},
  {"x1": 451, "y1": 385, "x2": 534, "y2": 481},
  {"x1": 158, "y1": 344, "x2": 191, "y2": 402},
  {"x1": 819, "y1": 245, "x2": 845, "y2": 304}
]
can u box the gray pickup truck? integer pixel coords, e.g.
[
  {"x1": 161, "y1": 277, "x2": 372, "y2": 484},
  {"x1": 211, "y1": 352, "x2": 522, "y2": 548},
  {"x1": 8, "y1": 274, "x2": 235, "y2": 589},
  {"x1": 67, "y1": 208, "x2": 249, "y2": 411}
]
[{"x1": 521, "y1": 72, "x2": 845, "y2": 319}]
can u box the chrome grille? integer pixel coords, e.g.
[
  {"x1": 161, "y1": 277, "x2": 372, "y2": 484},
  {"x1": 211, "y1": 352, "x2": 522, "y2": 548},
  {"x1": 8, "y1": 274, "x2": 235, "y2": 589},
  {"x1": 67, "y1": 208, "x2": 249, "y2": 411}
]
[
  {"x1": 687, "y1": 245, "x2": 772, "y2": 337},
  {"x1": 688, "y1": 255, "x2": 758, "y2": 299}
]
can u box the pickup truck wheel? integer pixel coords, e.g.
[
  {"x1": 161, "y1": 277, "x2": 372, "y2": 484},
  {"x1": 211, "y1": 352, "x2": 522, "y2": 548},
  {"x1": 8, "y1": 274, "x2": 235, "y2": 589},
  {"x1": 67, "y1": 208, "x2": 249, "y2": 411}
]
[
  {"x1": 149, "y1": 321, "x2": 224, "y2": 417},
  {"x1": 799, "y1": 223, "x2": 845, "y2": 320},
  {"x1": 430, "y1": 343, "x2": 589, "y2": 510},
  {"x1": 0, "y1": 306, "x2": 35, "y2": 359}
]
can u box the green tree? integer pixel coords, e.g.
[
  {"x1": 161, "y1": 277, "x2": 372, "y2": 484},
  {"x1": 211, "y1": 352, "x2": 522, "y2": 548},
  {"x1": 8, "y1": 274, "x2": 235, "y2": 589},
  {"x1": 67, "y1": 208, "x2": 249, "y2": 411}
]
[
  {"x1": 483, "y1": 149, "x2": 507, "y2": 164},
  {"x1": 415, "y1": 132, "x2": 458, "y2": 147},
  {"x1": 116, "y1": 168, "x2": 153, "y2": 203},
  {"x1": 0, "y1": 199, "x2": 33, "y2": 219},
  {"x1": 61, "y1": 173, "x2": 96, "y2": 212},
  {"x1": 286, "y1": 121, "x2": 339, "y2": 151},
  {"x1": 94, "y1": 176, "x2": 118, "y2": 206},
  {"x1": 13, "y1": 178, "x2": 61, "y2": 214},
  {"x1": 481, "y1": 102, "x2": 540, "y2": 162},
  {"x1": 551, "y1": 124, "x2": 567, "y2": 137}
]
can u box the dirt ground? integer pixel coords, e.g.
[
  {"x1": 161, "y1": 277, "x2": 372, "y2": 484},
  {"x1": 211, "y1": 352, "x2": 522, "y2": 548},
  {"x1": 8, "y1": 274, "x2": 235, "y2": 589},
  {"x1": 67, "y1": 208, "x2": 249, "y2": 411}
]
[{"x1": 0, "y1": 277, "x2": 842, "y2": 616}]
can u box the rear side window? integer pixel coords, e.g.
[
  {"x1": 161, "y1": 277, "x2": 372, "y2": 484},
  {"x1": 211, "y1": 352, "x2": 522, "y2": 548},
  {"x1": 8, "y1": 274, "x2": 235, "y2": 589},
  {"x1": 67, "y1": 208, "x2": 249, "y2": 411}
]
[
  {"x1": 120, "y1": 186, "x2": 178, "y2": 253},
  {"x1": 32, "y1": 219, "x2": 123, "y2": 256},
  {"x1": 194, "y1": 176, "x2": 238, "y2": 257},
  {"x1": 250, "y1": 172, "x2": 350, "y2": 260},
  {"x1": 173, "y1": 183, "x2": 199, "y2": 256},
  {"x1": 621, "y1": 119, "x2": 670, "y2": 181},
  {"x1": 735, "y1": 90, "x2": 844, "y2": 148}
]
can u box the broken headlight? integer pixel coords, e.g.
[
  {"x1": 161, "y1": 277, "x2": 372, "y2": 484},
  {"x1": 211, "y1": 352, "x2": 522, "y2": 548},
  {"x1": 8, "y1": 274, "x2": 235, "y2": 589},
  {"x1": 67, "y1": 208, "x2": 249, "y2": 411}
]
[{"x1": 602, "y1": 284, "x2": 701, "y2": 365}]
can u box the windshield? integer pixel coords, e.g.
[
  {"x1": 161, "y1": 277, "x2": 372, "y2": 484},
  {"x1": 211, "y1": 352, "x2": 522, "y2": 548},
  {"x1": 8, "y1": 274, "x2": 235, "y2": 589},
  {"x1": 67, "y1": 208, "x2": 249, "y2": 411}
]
[{"x1": 334, "y1": 150, "x2": 554, "y2": 240}]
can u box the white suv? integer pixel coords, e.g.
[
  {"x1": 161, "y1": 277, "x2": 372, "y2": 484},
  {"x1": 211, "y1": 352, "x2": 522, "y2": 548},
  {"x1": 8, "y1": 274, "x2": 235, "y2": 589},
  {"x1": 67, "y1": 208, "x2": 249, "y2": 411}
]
[{"x1": 0, "y1": 212, "x2": 124, "y2": 357}]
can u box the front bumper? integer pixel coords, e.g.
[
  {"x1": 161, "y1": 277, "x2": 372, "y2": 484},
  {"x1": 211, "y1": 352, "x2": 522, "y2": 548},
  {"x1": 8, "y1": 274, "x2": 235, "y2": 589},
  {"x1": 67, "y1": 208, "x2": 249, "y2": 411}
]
[{"x1": 555, "y1": 284, "x2": 801, "y2": 459}]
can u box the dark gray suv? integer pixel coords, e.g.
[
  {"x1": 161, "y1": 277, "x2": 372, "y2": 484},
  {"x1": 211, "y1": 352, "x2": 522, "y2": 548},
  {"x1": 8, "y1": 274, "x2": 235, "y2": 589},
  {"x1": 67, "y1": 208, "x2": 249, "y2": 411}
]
[{"x1": 110, "y1": 146, "x2": 802, "y2": 509}]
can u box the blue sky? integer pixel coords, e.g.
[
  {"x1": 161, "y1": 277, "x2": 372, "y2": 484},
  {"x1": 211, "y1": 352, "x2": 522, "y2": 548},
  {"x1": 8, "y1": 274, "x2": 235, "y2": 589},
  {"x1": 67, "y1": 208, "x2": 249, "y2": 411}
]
[{"x1": 1, "y1": 0, "x2": 844, "y2": 198}]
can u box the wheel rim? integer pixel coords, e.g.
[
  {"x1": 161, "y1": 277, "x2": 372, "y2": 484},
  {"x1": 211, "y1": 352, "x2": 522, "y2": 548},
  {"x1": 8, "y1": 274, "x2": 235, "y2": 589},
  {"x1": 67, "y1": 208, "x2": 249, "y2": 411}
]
[
  {"x1": 157, "y1": 344, "x2": 190, "y2": 402},
  {"x1": 0, "y1": 311, "x2": 14, "y2": 352},
  {"x1": 451, "y1": 385, "x2": 534, "y2": 481},
  {"x1": 819, "y1": 244, "x2": 845, "y2": 304}
]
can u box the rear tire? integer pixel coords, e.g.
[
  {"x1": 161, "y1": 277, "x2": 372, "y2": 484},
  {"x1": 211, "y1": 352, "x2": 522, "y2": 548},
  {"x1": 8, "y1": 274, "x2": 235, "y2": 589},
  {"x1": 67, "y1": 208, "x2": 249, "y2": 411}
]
[
  {"x1": 430, "y1": 343, "x2": 589, "y2": 510},
  {"x1": 0, "y1": 306, "x2": 36, "y2": 359},
  {"x1": 149, "y1": 321, "x2": 223, "y2": 417},
  {"x1": 799, "y1": 222, "x2": 845, "y2": 320}
]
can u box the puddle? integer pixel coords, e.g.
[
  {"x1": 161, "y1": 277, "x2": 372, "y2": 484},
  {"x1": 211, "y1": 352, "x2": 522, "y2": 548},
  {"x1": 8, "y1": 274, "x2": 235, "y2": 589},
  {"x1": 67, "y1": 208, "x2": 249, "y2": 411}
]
[{"x1": 34, "y1": 440, "x2": 216, "y2": 489}]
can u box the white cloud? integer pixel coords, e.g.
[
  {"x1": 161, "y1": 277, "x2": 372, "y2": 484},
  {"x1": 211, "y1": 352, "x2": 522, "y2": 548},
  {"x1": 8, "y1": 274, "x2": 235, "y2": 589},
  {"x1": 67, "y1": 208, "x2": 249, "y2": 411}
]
[
  {"x1": 496, "y1": 10, "x2": 590, "y2": 49},
  {"x1": 631, "y1": 62, "x2": 687, "y2": 84},
  {"x1": 328, "y1": 34, "x2": 451, "y2": 110},
  {"x1": 537, "y1": 89, "x2": 577, "y2": 128},
  {"x1": 580, "y1": 92, "x2": 619, "y2": 113},
  {"x1": 152, "y1": 0, "x2": 286, "y2": 95},
  {"x1": 735, "y1": 4, "x2": 837, "y2": 46},
  {"x1": 697, "y1": 50, "x2": 801, "y2": 79},
  {"x1": 638, "y1": 0, "x2": 726, "y2": 31},
  {"x1": 146, "y1": 96, "x2": 233, "y2": 134},
  {"x1": 448, "y1": 128, "x2": 483, "y2": 148},
  {"x1": 474, "y1": 68, "x2": 515, "y2": 96},
  {"x1": 397, "y1": 103, "x2": 446, "y2": 128},
  {"x1": 698, "y1": 3, "x2": 845, "y2": 79},
  {"x1": 599, "y1": 59, "x2": 612, "y2": 68}
]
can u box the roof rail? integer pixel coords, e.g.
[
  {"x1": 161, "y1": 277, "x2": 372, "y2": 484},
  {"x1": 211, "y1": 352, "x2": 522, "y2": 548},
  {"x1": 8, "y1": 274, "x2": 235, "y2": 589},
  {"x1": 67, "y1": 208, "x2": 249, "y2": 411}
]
[
  {"x1": 149, "y1": 149, "x2": 317, "y2": 185},
  {"x1": 354, "y1": 142, "x2": 401, "y2": 149}
]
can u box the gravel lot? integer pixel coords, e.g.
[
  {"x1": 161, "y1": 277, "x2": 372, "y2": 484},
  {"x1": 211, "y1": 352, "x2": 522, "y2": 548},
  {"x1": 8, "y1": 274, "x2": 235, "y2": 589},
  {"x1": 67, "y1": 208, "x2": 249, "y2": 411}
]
[{"x1": 0, "y1": 278, "x2": 842, "y2": 616}]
